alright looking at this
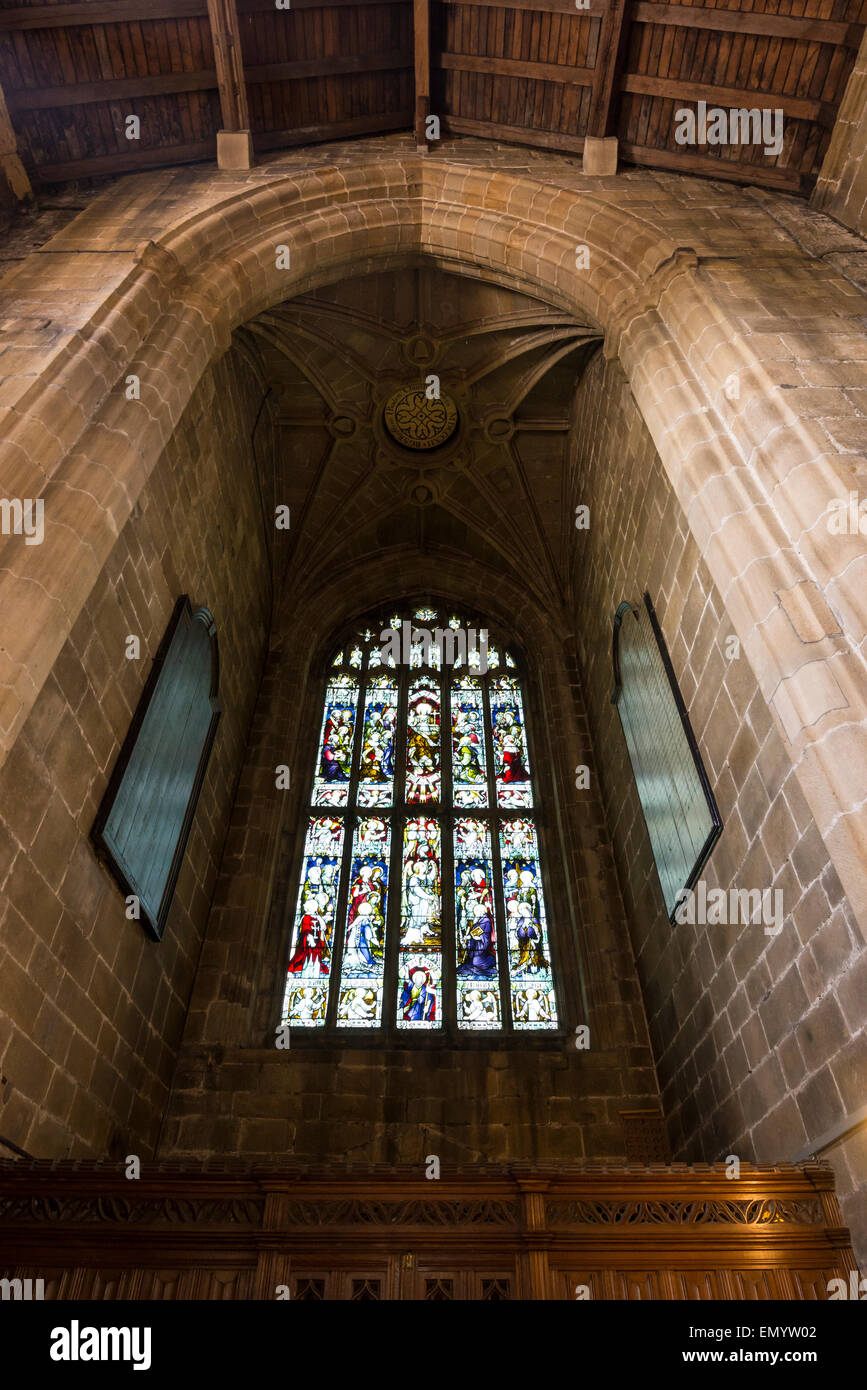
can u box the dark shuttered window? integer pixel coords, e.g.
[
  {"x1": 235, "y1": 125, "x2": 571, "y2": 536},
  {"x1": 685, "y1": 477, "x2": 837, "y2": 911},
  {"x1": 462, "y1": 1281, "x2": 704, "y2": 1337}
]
[
  {"x1": 612, "y1": 593, "x2": 722, "y2": 922},
  {"x1": 92, "y1": 596, "x2": 220, "y2": 940}
]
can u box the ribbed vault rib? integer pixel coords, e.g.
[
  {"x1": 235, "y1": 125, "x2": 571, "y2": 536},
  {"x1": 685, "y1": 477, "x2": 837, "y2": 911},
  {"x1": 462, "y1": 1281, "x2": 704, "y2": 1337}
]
[{"x1": 237, "y1": 263, "x2": 598, "y2": 619}]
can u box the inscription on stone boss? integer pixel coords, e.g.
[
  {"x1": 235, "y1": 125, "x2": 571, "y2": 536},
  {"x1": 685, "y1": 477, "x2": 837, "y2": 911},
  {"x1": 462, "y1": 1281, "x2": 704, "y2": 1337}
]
[{"x1": 383, "y1": 386, "x2": 458, "y2": 450}]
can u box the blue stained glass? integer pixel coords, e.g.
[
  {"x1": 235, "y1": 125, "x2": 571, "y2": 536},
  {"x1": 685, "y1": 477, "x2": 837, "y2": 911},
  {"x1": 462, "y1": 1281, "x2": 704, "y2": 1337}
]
[
  {"x1": 451, "y1": 677, "x2": 487, "y2": 808},
  {"x1": 312, "y1": 674, "x2": 358, "y2": 807},
  {"x1": 282, "y1": 815, "x2": 345, "y2": 1026},
  {"x1": 490, "y1": 675, "x2": 533, "y2": 809},
  {"x1": 405, "y1": 679, "x2": 441, "y2": 804},
  {"x1": 337, "y1": 817, "x2": 390, "y2": 1027},
  {"x1": 500, "y1": 818, "x2": 557, "y2": 1028},
  {"x1": 454, "y1": 818, "x2": 501, "y2": 1029},
  {"x1": 397, "y1": 817, "x2": 442, "y2": 1028},
  {"x1": 357, "y1": 675, "x2": 397, "y2": 807},
  {"x1": 295, "y1": 610, "x2": 560, "y2": 1037}
]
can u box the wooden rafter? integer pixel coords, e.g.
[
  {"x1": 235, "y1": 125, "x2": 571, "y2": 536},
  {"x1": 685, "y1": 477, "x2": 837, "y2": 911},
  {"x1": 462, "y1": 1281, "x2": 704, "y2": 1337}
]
[
  {"x1": 587, "y1": 0, "x2": 630, "y2": 139},
  {"x1": 631, "y1": 3, "x2": 864, "y2": 47},
  {"x1": 440, "y1": 54, "x2": 594, "y2": 87},
  {"x1": 414, "y1": 0, "x2": 431, "y2": 151},
  {"x1": 206, "y1": 0, "x2": 249, "y2": 133},
  {"x1": 621, "y1": 75, "x2": 837, "y2": 128},
  {"x1": 1, "y1": 0, "x2": 861, "y2": 192},
  {"x1": 441, "y1": 115, "x2": 585, "y2": 156},
  {"x1": 438, "y1": 0, "x2": 606, "y2": 12},
  {"x1": 4, "y1": 54, "x2": 414, "y2": 114},
  {"x1": 33, "y1": 113, "x2": 414, "y2": 184},
  {"x1": 619, "y1": 142, "x2": 814, "y2": 194},
  {"x1": 0, "y1": 0, "x2": 407, "y2": 29},
  {"x1": 0, "y1": 77, "x2": 31, "y2": 205}
]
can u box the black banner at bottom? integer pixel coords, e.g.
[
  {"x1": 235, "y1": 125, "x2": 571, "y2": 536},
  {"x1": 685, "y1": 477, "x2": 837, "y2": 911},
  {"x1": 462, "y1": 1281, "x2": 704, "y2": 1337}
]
[{"x1": 1, "y1": 1297, "x2": 862, "y2": 1377}]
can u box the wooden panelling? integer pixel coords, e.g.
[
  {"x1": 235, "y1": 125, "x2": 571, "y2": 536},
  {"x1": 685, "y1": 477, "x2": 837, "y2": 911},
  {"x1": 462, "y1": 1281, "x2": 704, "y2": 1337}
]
[
  {"x1": 0, "y1": 0, "x2": 863, "y2": 188},
  {"x1": 0, "y1": 1159, "x2": 857, "y2": 1301},
  {"x1": 431, "y1": 0, "x2": 865, "y2": 184}
]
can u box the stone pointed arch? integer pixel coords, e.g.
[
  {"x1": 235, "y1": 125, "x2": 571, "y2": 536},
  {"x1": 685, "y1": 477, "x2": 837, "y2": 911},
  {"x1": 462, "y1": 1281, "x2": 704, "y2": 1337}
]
[{"x1": 0, "y1": 153, "x2": 864, "y2": 930}]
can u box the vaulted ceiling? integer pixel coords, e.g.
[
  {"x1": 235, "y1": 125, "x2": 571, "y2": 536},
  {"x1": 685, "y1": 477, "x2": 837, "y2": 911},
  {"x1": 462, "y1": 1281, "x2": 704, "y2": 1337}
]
[
  {"x1": 238, "y1": 263, "x2": 600, "y2": 617},
  {"x1": 0, "y1": 0, "x2": 864, "y2": 193}
]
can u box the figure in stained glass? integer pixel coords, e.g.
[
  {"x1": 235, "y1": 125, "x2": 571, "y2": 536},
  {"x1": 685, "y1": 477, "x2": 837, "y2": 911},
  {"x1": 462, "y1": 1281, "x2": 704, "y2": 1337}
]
[
  {"x1": 490, "y1": 677, "x2": 532, "y2": 808},
  {"x1": 320, "y1": 704, "x2": 355, "y2": 782},
  {"x1": 339, "y1": 987, "x2": 379, "y2": 1023},
  {"x1": 456, "y1": 906, "x2": 497, "y2": 978},
  {"x1": 460, "y1": 988, "x2": 500, "y2": 1025},
  {"x1": 359, "y1": 704, "x2": 395, "y2": 782},
  {"x1": 357, "y1": 678, "x2": 397, "y2": 806},
  {"x1": 452, "y1": 681, "x2": 486, "y2": 799},
  {"x1": 399, "y1": 964, "x2": 437, "y2": 1022},
  {"x1": 400, "y1": 819, "x2": 441, "y2": 948},
  {"x1": 500, "y1": 817, "x2": 558, "y2": 1026},
  {"x1": 282, "y1": 816, "x2": 345, "y2": 1024},
  {"x1": 336, "y1": 818, "x2": 390, "y2": 1027},
  {"x1": 284, "y1": 986, "x2": 328, "y2": 1022},
  {"x1": 344, "y1": 875, "x2": 385, "y2": 971},
  {"x1": 286, "y1": 904, "x2": 330, "y2": 976},
  {"x1": 405, "y1": 682, "x2": 441, "y2": 803},
  {"x1": 291, "y1": 608, "x2": 559, "y2": 1032},
  {"x1": 493, "y1": 707, "x2": 529, "y2": 782},
  {"x1": 454, "y1": 818, "x2": 501, "y2": 1025},
  {"x1": 513, "y1": 988, "x2": 552, "y2": 1025}
]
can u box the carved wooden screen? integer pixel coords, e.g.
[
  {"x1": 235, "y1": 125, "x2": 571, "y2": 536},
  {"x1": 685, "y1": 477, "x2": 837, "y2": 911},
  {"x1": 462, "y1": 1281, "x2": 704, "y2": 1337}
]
[
  {"x1": 0, "y1": 1159, "x2": 855, "y2": 1302},
  {"x1": 612, "y1": 593, "x2": 721, "y2": 922},
  {"x1": 91, "y1": 596, "x2": 220, "y2": 941}
]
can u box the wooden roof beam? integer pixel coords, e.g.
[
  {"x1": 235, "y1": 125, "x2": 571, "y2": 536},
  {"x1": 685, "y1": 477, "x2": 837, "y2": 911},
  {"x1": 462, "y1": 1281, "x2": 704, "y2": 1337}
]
[
  {"x1": 587, "y1": 0, "x2": 629, "y2": 141},
  {"x1": 439, "y1": 53, "x2": 594, "y2": 86},
  {"x1": 205, "y1": 0, "x2": 254, "y2": 168},
  {"x1": 0, "y1": 0, "x2": 406, "y2": 29},
  {"x1": 438, "y1": 0, "x2": 606, "y2": 12},
  {"x1": 5, "y1": 55, "x2": 413, "y2": 114},
  {"x1": 415, "y1": 0, "x2": 431, "y2": 152},
  {"x1": 0, "y1": 78, "x2": 32, "y2": 209},
  {"x1": 631, "y1": 4, "x2": 864, "y2": 48},
  {"x1": 620, "y1": 141, "x2": 815, "y2": 195},
  {"x1": 621, "y1": 75, "x2": 837, "y2": 128},
  {"x1": 441, "y1": 115, "x2": 585, "y2": 156},
  {"x1": 32, "y1": 113, "x2": 414, "y2": 184}
]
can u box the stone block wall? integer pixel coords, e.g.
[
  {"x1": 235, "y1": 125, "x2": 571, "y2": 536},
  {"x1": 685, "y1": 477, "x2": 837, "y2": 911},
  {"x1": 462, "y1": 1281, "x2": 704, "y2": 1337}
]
[
  {"x1": 569, "y1": 351, "x2": 867, "y2": 1261},
  {"x1": 159, "y1": 552, "x2": 663, "y2": 1168},
  {"x1": 0, "y1": 347, "x2": 277, "y2": 1160}
]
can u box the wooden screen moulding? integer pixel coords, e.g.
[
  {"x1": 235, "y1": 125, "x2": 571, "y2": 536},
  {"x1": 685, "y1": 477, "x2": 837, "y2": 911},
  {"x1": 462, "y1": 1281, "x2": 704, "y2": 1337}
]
[
  {"x1": 611, "y1": 593, "x2": 722, "y2": 923},
  {"x1": 0, "y1": 1160, "x2": 856, "y2": 1302},
  {"x1": 91, "y1": 596, "x2": 221, "y2": 942}
]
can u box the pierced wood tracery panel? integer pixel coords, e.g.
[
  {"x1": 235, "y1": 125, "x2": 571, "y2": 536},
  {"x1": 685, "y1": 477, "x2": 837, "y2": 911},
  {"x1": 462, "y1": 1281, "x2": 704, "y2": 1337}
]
[
  {"x1": 0, "y1": 1159, "x2": 855, "y2": 1301},
  {"x1": 280, "y1": 1198, "x2": 520, "y2": 1226},
  {"x1": 545, "y1": 1197, "x2": 825, "y2": 1227}
]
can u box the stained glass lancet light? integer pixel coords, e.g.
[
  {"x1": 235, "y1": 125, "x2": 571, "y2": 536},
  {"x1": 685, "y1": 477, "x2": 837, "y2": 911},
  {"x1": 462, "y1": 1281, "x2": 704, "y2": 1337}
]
[{"x1": 281, "y1": 606, "x2": 560, "y2": 1034}]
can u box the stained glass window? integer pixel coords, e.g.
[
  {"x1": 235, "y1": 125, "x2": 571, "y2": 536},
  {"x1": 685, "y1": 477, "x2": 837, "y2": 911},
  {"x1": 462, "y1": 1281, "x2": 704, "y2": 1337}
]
[{"x1": 281, "y1": 606, "x2": 560, "y2": 1033}]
